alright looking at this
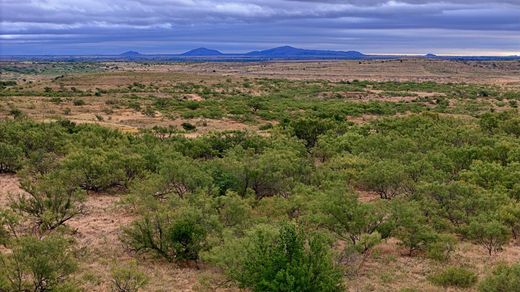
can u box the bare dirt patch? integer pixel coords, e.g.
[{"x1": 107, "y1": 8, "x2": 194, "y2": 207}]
[
  {"x1": 350, "y1": 238, "x2": 520, "y2": 291},
  {"x1": 0, "y1": 174, "x2": 25, "y2": 207}
]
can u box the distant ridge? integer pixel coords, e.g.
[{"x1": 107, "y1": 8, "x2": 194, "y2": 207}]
[
  {"x1": 9, "y1": 45, "x2": 518, "y2": 62},
  {"x1": 120, "y1": 51, "x2": 141, "y2": 56},
  {"x1": 181, "y1": 47, "x2": 223, "y2": 56},
  {"x1": 246, "y1": 46, "x2": 365, "y2": 58}
]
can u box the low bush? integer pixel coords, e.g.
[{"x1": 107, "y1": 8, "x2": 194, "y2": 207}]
[
  {"x1": 479, "y1": 263, "x2": 520, "y2": 292},
  {"x1": 0, "y1": 235, "x2": 77, "y2": 291},
  {"x1": 0, "y1": 142, "x2": 23, "y2": 173},
  {"x1": 207, "y1": 223, "x2": 343, "y2": 292},
  {"x1": 11, "y1": 175, "x2": 85, "y2": 232},
  {"x1": 429, "y1": 266, "x2": 477, "y2": 288},
  {"x1": 73, "y1": 98, "x2": 85, "y2": 106},
  {"x1": 181, "y1": 122, "x2": 196, "y2": 131},
  {"x1": 123, "y1": 209, "x2": 207, "y2": 262},
  {"x1": 111, "y1": 260, "x2": 149, "y2": 292}
]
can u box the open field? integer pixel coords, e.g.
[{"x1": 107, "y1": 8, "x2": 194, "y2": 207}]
[
  {"x1": 2, "y1": 59, "x2": 520, "y2": 135},
  {"x1": 1, "y1": 60, "x2": 520, "y2": 291}
]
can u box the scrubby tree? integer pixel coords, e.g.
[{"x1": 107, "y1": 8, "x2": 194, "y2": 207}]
[
  {"x1": 0, "y1": 235, "x2": 77, "y2": 291},
  {"x1": 11, "y1": 175, "x2": 85, "y2": 232},
  {"x1": 220, "y1": 146, "x2": 307, "y2": 199},
  {"x1": 207, "y1": 224, "x2": 343, "y2": 292},
  {"x1": 499, "y1": 202, "x2": 520, "y2": 239},
  {"x1": 417, "y1": 181, "x2": 482, "y2": 227},
  {"x1": 461, "y1": 160, "x2": 505, "y2": 189},
  {"x1": 359, "y1": 160, "x2": 410, "y2": 199},
  {"x1": 318, "y1": 192, "x2": 385, "y2": 249},
  {"x1": 61, "y1": 148, "x2": 143, "y2": 192},
  {"x1": 123, "y1": 208, "x2": 208, "y2": 262},
  {"x1": 137, "y1": 152, "x2": 212, "y2": 199},
  {"x1": 465, "y1": 216, "x2": 510, "y2": 255},
  {"x1": 214, "y1": 191, "x2": 252, "y2": 229},
  {"x1": 290, "y1": 117, "x2": 336, "y2": 149},
  {"x1": 390, "y1": 200, "x2": 438, "y2": 256}
]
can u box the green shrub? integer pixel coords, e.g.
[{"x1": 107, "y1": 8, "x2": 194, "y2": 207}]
[
  {"x1": 429, "y1": 266, "x2": 477, "y2": 288},
  {"x1": 73, "y1": 98, "x2": 85, "y2": 106},
  {"x1": 181, "y1": 122, "x2": 196, "y2": 131},
  {"x1": 426, "y1": 234, "x2": 457, "y2": 261},
  {"x1": 123, "y1": 209, "x2": 207, "y2": 262},
  {"x1": 61, "y1": 148, "x2": 142, "y2": 191},
  {"x1": 465, "y1": 217, "x2": 510, "y2": 255},
  {"x1": 9, "y1": 108, "x2": 24, "y2": 119},
  {"x1": 0, "y1": 142, "x2": 23, "y2": 173},
  {"x1": 50, "y1": 97, "x2": 63, "y2": 104},
  {"x1": 290, "y1": 117, "x2": 336, "y2": 149},
  {"x1": 11, "y1": 175, "x2": 85, "y2": 232},
  {"x1": 128, "y1": 101, "x2": 141, "y2": 110},
  {"x1": 185, "y1": 101, "x2": 200, "y2": 110},
  {"x1": 0, "y1": 235, "x2": 77, "y2": 291},
  {"x1": 111, "y1": 260, "x2": 149, "y2": 292},
  {"x1": 208, "y1": 223, "x2": 343, "y2": 292},
  {"x1": 259, "y1": 123, "x2": 273, "y2": 130},
  {"x1": 479, "y1": 263, "x2": 520, "y2": 292},
  {"x1": 0, "y1": 209, "x2": 19, "y2": 246}
]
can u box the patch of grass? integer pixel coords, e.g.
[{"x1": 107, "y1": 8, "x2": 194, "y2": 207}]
[
  {"x1": 73, "y1": 98, "x2": 86, "y2": 106},
  {"x1": 429, "y1": 266, "x2": 477, "y2": 288}
]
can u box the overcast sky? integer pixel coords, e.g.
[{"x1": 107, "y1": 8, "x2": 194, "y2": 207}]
[{"x1": 1, "y1": 0, "x2": 519, "y2": 55}]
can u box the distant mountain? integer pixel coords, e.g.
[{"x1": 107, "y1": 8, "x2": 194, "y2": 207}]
[
  {"x1": 181, "y1": 48, "x2": 224, "y2": 56},
  {"x1": 246, "y1": 46, "x2": 365, "y2": 58},
  {"x1": 120, "y1": 51, "x2": 142, "y2": 56},
  {"x1": 425, "y1": 53, "x2": 437, "y2": 58}
]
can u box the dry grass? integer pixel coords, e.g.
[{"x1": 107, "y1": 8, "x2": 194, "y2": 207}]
[
  {"x1": 110, "y1": 59, "x2": 520, "y2": 85},
  {"x1": 2, "y1": 173, "x2": 520, "y2": 291}
]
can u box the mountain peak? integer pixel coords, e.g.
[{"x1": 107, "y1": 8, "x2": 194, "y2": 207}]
[
  {"x1": 120, "y1": 51, "x2": 141, "y2": 56},
  {"x1": 181, "y1": 47, "x2": 223, "y2": 56},
  {"x1": 246, "y1": 46, "x2": 365, "y2": 58}
]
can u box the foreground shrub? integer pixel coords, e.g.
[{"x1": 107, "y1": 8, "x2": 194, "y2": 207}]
[
  {"x1": 207, "y1": 223, "x2": 343, "y2": 292},
  {"x1": 0, "y1": 142, "x2": 23, "y2": 173},
  {"x1": 0, "y1": 209, "x2": 19, "y2": 246},
  {"x1": 429, "y1": 266, "x2": 477, "y2": 288},
  {"x1": 123, "y1": 209, "x2": 207, "y2": 262},
  {"x1": 12, "y1": 175, "x2": 85, "y2": 232},
  {"x1": 0, "y1": 235, "x2": 77, "y2": 291},
  {"x1": 479, "y1": 263, "x2": 520, "y2": 292},
  {"x1": 111, "y1": 260, "x2": 149, "y2": 292}
]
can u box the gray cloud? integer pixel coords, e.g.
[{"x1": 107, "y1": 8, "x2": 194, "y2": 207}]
[{"x1": 0, "y1": 0, "x2": 519, "y2": 55}]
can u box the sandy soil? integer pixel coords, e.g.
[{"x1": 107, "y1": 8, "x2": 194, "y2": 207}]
[
  {"x1": 0, "y1": 174, "x2": 233, "y2": 291},
  {"x1": 0, "y1": 174, "x2": 25, "y2": 207},
  {"x1": 351, "y1": 238, "x2": 520, "y2": 292},
  {"x1": 113, "y1": 59, "x2": 520, "y2": 85}
]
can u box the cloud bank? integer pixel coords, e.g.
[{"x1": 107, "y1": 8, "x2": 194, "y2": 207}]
[{"x1": 1, "y1": 0, "x2": 519, "y2": 55}]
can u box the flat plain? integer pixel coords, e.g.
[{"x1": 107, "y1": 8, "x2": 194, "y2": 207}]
[{"x1": 1, "y1": 59, "x2": 520, "y2": 291}]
